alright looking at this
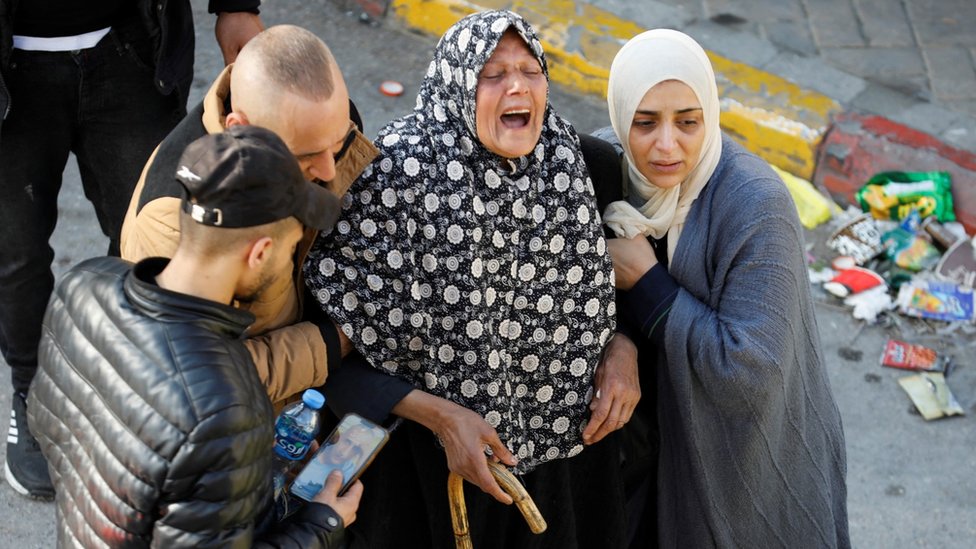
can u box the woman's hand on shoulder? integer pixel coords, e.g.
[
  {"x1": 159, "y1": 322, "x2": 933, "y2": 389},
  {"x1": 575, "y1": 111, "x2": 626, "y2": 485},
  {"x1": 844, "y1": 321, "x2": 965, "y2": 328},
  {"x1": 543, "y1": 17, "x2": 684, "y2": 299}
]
[{"x1": 607, "y1": 236, "x2": 657, "y2": 290}]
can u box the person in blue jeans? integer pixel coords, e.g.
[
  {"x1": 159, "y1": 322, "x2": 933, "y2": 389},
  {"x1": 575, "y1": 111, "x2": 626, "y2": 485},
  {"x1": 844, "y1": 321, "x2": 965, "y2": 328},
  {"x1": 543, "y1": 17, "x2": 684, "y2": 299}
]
[{"x1": 0, "y1": 0, "x2": 263, "y2": 500}]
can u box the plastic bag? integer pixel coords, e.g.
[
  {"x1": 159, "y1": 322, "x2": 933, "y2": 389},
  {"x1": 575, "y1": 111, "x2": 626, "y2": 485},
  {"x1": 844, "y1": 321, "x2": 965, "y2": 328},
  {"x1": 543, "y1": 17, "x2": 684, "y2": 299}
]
[
  {"x1": 771, "y1": 165, "x2": 837, "y2": 229},
  {"x1": 856, "y1": 171, "x2": 955, "y2": 222}
]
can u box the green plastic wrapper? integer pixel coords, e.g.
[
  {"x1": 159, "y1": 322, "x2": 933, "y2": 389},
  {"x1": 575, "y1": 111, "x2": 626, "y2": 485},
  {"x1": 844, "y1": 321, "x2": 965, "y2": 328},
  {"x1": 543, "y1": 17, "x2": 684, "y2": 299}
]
[
  {"x1": 883, "y1": 226, "x2": 941, "y2": 272},
  {"x1": 856, "y1": 171, "x2": 955, "y2": 222}
]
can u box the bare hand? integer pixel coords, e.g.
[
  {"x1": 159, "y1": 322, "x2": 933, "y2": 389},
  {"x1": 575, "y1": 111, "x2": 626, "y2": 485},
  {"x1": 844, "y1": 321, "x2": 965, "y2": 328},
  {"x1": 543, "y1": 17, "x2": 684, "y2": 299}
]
[
  {"x1": 312, "y1": 470, "x2": 363, "y2": 527},
  {"x1": 215, "y1": 12, "x2": 264, "y2": 65},
  {"x1": 607, "y1": 236, "x2": 657, "y2": 290},
  {"x1": 436, "y1": 401, "x2": 518, "y2": 504},
  {"x1": 582, "y1": 334, "x2": 640, "y2": 445},
  {"x1": 392, "y1": 390, "x2": 518, "y2": 504}
]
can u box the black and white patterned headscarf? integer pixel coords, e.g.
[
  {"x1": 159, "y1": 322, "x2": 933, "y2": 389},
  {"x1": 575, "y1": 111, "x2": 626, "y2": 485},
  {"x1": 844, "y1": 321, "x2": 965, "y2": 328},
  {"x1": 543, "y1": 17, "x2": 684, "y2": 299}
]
[{"x1": 304, "y1": 10, "x2": 615, "y2": 472}]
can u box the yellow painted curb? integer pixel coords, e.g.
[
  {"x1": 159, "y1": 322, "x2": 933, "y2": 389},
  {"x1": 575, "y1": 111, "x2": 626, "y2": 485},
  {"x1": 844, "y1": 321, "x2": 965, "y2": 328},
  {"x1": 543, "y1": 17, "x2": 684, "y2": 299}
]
[{"x1": 391, "y1": 0, "x2": 840, "y2": 180}]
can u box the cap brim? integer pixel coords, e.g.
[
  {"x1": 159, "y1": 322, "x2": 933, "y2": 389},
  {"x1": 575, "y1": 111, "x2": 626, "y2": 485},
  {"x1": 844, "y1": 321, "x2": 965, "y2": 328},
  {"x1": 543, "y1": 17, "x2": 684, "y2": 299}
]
[{"x1": 296, "y1": 182, "x2": 342, "y2": 232}]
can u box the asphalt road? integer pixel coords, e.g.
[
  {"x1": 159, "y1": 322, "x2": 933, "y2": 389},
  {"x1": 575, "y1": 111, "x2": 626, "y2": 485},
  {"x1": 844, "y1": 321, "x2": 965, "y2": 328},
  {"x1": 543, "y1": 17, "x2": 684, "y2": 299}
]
[{"x1": 1, "y1": 1, "x2": 973, "y2": 547}]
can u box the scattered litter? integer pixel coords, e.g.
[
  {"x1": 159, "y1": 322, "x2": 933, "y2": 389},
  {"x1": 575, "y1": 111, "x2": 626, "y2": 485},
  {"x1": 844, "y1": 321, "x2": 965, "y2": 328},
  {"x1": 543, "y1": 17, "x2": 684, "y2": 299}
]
[
  {"x1": 941, "y1": 221, "x2": 969, "y2": 242},
  {"x1": 898, "y1": 372, "x2": 964, "y2": 420},
  {"x1": 824, "y1": 266, "x2": 885, "y2": 298},
  {"x1": 872, "y1": 258, "x2": 915, "y2": 291},
  {"x1": 920, "y1": 217, "x2": 962, "y2": 250},
  {"x1": 831, "y1": 255, "x2": 857, "y2": 271},
  {"x1": 772, "y1": 164, "x2": 838, "y2": 229},
  {"x1": 811, "y1": 172, "x2": 973, "y2": 423},
  {"x1": 843, "y1": 285, "x2": 894, "y2": 323},
  {"x1": 856, "y1": 171, "x2": 955, "y2": 223},
  {"x1": 808, "y1": 266, "x2": 836, "y2": 284},
  {"x1": 379, "y1": 80, "x2": 405, "y2": 97},
  {"x1": 882, "y1": 211, "x2": 941, "y2": 272},
  {"x1": 880, "y1": 339, "x2": 948, "y2": 373},
  {"x1": 933, "y1": 320, "x2": 976, "y2": 340},
  {"x1": 895, "y1": 279, "x2": 975, "y2": 322},
  {"x1": 935, "y1": 235, "x2": 976, "y2": 289},
  {"x1": 827, "y1": 213, "x2": 885, "y2": 265}
]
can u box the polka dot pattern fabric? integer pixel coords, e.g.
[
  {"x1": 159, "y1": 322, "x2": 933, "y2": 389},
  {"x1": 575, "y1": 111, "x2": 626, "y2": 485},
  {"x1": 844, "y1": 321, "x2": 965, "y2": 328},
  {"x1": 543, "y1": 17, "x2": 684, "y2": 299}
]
[{"x1": 304, "y1": 10, "x2": 615, "y2": 472}]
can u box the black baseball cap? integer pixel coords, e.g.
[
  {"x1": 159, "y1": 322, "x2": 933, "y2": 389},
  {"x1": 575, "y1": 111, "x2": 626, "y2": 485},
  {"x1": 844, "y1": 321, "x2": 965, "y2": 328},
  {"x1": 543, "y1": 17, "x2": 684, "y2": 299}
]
[{"x1": 175, "y1": 125, "x2": 340, "y2": 231}]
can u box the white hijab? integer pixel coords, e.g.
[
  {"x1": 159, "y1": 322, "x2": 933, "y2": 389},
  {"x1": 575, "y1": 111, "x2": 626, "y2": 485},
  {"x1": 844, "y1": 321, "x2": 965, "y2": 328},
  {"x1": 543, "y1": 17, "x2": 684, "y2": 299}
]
[{"x1": 603, "y1": 29, "x2": 723, "y2": 262}]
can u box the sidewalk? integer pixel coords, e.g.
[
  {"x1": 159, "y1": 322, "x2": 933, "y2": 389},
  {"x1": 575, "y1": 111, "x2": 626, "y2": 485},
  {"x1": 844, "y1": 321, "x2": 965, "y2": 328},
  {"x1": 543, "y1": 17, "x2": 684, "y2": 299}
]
[
  {"x1": 379, "y1": 1, "x2": 976, "y2": 547},
  {"x1": 1, "y1": 2, "x2": 973, "y2": 547},
  {"x1": 388, "y1": 0, "x2": 976, "y2": 233}
]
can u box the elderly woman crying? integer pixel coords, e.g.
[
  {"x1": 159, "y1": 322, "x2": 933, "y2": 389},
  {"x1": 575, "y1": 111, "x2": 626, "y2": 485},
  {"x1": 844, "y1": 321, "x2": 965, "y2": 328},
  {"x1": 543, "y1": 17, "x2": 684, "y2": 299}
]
[{"x1": 304, "y1": 10, "x2": 637, "y2": 549}]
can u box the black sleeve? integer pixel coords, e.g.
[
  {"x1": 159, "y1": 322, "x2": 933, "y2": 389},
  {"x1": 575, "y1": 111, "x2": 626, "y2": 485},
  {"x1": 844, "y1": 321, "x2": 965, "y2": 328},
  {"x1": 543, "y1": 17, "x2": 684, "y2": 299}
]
[
  {"x1": 614, "y1": 290, "x2": 638, "y2": 341},
  {"x1": 625, "y1": 264, "x2": 680, "y2": 345},
  {"x1": 579, "y1": 132, "x2": 624, "y2": 215},
  {"x1": 254, "y1": 502, "x2": 345, "y2": 548},
  {"x1": 322, "y1": 353, "x2": 415, "y2": 426},
  {"x1": 208, "y1": 0, "x2": 261, "y2": 14},
  {"x1": 299, "y1": 286, "x2": 413, "y2": 424}
]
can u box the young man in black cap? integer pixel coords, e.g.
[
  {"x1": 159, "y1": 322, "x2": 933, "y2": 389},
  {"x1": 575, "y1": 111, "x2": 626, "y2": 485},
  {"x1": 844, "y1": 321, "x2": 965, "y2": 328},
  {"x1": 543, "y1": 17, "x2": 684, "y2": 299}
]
[{"x1": 26, "y1": 125, "x2": 360, "y2": 547}]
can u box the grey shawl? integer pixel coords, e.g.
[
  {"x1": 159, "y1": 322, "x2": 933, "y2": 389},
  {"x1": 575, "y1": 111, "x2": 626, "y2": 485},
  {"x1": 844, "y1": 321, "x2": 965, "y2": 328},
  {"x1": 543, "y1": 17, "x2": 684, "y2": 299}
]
[{"x1": 655, "y1": 136, "x2": 849, "y2": 548}]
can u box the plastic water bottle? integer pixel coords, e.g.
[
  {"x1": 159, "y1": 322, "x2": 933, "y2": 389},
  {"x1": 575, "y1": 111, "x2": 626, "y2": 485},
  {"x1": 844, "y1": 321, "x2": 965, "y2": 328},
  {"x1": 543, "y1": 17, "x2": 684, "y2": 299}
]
[{"x1": 272, "y1": 389, "x2": 324, "y2": 516}]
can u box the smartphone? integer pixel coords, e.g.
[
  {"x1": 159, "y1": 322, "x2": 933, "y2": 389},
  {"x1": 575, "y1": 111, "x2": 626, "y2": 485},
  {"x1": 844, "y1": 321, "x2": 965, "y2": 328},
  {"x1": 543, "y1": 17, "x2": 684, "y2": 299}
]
[{"x1": 290, "y1": 413, "x2": 390, "y2": 501}]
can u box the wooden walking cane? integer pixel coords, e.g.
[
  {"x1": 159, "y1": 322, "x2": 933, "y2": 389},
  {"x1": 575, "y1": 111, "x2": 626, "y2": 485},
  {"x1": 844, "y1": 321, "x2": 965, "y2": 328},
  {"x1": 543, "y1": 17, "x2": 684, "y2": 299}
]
[{"x1": 448, "y1": 460, "x2": 547, "y2": 549}]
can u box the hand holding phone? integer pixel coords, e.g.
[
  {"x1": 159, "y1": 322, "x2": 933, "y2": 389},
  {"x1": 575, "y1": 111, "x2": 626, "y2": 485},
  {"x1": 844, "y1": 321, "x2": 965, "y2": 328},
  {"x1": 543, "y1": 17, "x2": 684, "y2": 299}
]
[
  {"x1": 290, "y1": 413, "x2": 389, "y2": 501},
  {"x1": 311, "y1": 469, "x2": 364, "y2": 527}
]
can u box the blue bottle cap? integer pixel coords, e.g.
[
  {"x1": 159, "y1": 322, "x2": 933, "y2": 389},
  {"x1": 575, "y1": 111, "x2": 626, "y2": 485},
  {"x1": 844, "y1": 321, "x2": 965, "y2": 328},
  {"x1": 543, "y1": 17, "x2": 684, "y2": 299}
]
[{"x1": 302, "y1": 389, "x2": 325, "y2": 410}]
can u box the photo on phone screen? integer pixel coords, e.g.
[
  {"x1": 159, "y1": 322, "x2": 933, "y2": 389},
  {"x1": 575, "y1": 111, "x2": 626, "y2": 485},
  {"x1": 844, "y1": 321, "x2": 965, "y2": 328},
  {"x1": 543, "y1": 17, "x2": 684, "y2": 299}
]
[{"x1": 290, "y1": 413, "x2": 390, "y2": 501}]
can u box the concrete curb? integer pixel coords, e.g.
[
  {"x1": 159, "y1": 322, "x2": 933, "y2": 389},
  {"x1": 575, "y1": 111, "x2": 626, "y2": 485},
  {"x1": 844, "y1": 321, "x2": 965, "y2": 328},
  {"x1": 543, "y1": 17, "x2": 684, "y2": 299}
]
[
  {"x1": 391, "y1": 0, "x2": 838, "y2": 181},
  {"x1": 389, "y1": 0, "x2": 976, "y2": 234}
]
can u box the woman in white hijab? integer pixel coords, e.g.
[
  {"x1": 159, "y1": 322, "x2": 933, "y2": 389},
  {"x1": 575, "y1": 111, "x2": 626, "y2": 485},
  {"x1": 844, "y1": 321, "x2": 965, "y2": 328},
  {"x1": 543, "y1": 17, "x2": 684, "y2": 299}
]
[{"x1": 598, "y1": 29, "x2": 850, "y2": 548}]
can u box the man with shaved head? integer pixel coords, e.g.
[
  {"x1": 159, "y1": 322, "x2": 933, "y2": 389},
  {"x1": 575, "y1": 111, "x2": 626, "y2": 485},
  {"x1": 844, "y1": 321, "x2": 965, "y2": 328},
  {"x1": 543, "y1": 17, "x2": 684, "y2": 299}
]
[{"x1": 121, "y1": 24, "x2": 379, "y2": 410}]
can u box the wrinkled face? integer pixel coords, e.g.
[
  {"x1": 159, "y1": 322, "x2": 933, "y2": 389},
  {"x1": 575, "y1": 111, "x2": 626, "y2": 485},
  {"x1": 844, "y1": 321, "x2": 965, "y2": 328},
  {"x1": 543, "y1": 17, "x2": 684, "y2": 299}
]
[
  {"x1": 628, "y1": 80, "x2": 705, "y2": 190},
  {"x1": 474, "y1": 30, "x2": 548, "y2": 159},
  {"x1": 264, "y1": 74, "x2": 353, "y2": 183}
]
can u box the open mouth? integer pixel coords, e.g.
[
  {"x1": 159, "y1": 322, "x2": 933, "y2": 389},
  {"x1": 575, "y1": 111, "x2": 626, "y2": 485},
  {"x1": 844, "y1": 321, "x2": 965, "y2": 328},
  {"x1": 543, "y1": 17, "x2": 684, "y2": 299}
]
[{"x1": 500, "y1": 109, "x2": 531, "y2": 128}]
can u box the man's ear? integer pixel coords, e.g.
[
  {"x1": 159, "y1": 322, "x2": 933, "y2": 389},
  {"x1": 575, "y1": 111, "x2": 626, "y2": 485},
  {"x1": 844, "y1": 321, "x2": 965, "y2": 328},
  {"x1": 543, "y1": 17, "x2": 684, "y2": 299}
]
[
  {"x1": 245, "y1": 236, "x2": 274, "y2": 270},
  {"x1": 225, "y1": 111, "x2": 249, "y2": 128}
]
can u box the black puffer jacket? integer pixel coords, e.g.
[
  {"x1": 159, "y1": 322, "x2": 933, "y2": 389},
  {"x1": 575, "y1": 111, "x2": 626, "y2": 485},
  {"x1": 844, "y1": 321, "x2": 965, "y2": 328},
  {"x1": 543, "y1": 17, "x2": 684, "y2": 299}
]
[{"x1": 28, "y1": 257, "x2": 345, "y2": 548}]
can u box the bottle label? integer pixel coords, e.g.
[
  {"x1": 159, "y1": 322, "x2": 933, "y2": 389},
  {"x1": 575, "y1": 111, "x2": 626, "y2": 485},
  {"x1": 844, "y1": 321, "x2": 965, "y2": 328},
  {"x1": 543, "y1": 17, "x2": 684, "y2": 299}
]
[
  {"x1": 274, "y1": 438, "x2": 309, "y2": 460},
  {"x1": 274, "y1": 416, "x2": 313, "y2": 461}
]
